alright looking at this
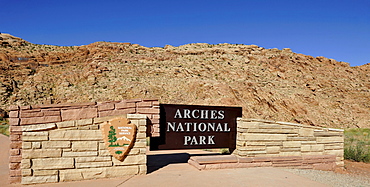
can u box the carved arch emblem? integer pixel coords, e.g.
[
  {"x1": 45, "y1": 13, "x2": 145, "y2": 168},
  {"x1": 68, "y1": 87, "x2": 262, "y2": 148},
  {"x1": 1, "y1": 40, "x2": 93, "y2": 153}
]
[{"x1": 101, "y1": 117, "x2": 137, "y2": 161}]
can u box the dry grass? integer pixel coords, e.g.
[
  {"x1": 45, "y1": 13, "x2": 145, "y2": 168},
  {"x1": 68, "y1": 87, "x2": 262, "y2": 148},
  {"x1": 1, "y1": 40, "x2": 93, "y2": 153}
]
[
  {"x1": 344, "y1": 128, "x2": 370, "y2": 163},
  {"x1": 0, "y1": 117, "x2": 9, "y2": 136}
]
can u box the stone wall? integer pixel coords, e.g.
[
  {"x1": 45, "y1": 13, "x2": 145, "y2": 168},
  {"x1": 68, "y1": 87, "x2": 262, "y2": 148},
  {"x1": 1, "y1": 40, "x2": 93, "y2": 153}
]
[
  {"x1": 8, "y1": 99, "x2": 159, "y2": 184},
  {"x1": 235, "y1": 119, "x2": 344, "y2": 169},
  {"x1": 189, "y1": 154, "x2": 337, "y2": 171}
]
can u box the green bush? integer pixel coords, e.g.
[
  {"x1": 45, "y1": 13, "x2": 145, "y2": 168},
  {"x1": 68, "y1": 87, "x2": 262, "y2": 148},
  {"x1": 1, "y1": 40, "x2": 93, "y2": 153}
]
[
  {"x1": 0, "y1": 117, "x2": 9, "y2": 136},
  {"x1": 344, "y1": 143, "x2": 370, "y2": 162},
  {"x1": 344, "y1": 128, "x2": 370, "y2": 163}
]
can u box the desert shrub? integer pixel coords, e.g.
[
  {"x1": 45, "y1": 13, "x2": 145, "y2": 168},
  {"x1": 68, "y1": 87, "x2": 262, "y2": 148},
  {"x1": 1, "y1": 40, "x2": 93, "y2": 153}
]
[
  {"x1": 0, "y1": 117, "x2": 9, "y2": 136},
  {"x1": 344, "y1": 143, "x2": 370, "y2": 162},
  {"x1": 220, "y1": 148, "x2": 230, "y2": 154},
  {"x1": 344, "y1": 128, "x2": 370, "y2": 163}
]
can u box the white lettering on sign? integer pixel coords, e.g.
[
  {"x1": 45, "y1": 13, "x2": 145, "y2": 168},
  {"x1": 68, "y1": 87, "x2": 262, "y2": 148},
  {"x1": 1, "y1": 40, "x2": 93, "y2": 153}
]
[
  {"x1": 192, "y1": 109, "x2": 200, "y2": 118},
  {"x1": 169, "y1": 108, "x2": 231, "y2": 146},
  {"x1": 173, "y1": 109, "x2": 225, "y2": 120},
  {"x1": 167, "y1": 122, "x2": 230, "y2": 132},
  {"x1": 184, "y1": 135, "x2": 215, "y2": 145},
  {"x1": 119, "y1": 132, "x2": 130, "y2": 135}
]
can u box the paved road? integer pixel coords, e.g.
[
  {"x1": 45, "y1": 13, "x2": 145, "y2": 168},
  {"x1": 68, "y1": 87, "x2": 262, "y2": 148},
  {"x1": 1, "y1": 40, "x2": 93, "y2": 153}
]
[{"x1": 0, "y1": 134, "x2": 328, "y2": 187}]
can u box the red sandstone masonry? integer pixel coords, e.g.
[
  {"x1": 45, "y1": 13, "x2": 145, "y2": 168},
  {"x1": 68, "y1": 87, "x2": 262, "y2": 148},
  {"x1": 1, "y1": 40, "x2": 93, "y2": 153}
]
[
  {"x1": 19, "y1": 106, "x2": 31, "y2": 110},
  {"x1": 21, "y1": 116, "x2": 61, "y2": 125},
  {"x1": 42, "y1": 110, "x2": 61, "y2": 116},
  {"x1": 9, "y1": 105, "x2": 19, "y2": 111},
  {"x1": 9, "y1": 163, "x2": 20, "y2": 170},
  {"x1": 9, "y1": 156, "x2": 22, "y2": 163},
  {"x1": 97, "y1": 103, "x2": 115, "y2": 111},
  {"x1": 115, "y1": 102, "x2": 136, "y2": 109},
  {"x1": 10, "y1": 135, "x2": 21, "y2": 141},
  {"x1": 99, "y1": 108, "x2": 136, "y2": 117},
  {"x1": 20, "y1": 110, "x2": 43, "y2": 118},
  {"x1": 10, "y1": 149, "x2": 20, "y2": 156},
  {"x1": 10, "y1": 142, "x2": 22, "y2": 149},
  {"x1": 152, "y1": 101, "x2": 160, "y2": 106},
  {"x1": 9, "y1": 176, "x2": 21, "y2": 184},
  {"x1": 32, "y1": 102, "x2": 96, "y2": 109},
  {"x1": 8, "y1": 99, "x2": 160, "y2": 184},
  {"x1": 61, "y1": 108, "x2": 98, "y2": 121},
  {"x1": 9, "y1": 126, "x2": 22, "y2": 133},
  {"x1": 136, "y1": 101, "x2": 153, "y2": 108},
  {"x1": 9, "y1": 111, "x2": 19, "y2": 118},
  {"x1": 9, "y1": 118, "x2": 20, "y2": 126},
  {"x1": 189, "y1": 155, "x2": 337, "y2": 171},
  {"x1": 9, "y1": 169, "x2": 21, "y2": 176},
  {"x1": 136, "y1": 108, "x2": 160, "y2": 114},
  {"x1": 151, "y1": 114, "x2": 160, "y2": 119}
]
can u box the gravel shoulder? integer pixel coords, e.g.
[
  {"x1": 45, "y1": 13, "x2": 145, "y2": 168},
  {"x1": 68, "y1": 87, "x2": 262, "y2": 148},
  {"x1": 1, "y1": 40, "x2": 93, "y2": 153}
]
[{"x1": 284, "y1": 167, "x2": 370, "y2": 187}]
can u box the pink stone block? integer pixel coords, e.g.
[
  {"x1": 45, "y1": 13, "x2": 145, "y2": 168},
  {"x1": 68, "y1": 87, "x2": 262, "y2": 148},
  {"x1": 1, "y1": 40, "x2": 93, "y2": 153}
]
[
  {"x1": 237, "y1": 162, "x2": 262, "y2": 168},
  {"x1": 142, "y1": 98, "x2": 158, "y2": 102},
  {"x1": 125, "y1": 99, "x2": 142, "y2": 103},
  {"x1": 32, "y1": 102, "x2": 96, "y2": 109},
  {"x1": 9, "y1": 169, "x2": 21, "y2": 177},
  {"x1": 152, "y1": 101, "x2": 160, "y2": 106},
  {"x1": 21, "y1": 116, "x2": 61, "y2": 125},
  {"x1": 9, "y1": 155, "x2": 22, "y2": 163},
  {"x1": 260, "y1": 162, "x2": 273, "y2": 167},
  {"x1": 152, "y1": 132, "x2": 160, "y2": 137},
  {"x1": 9, "y1": 111, "x2": 19, "y2": 118},
  {"x1": 42, "y1": 110, "x2": 61, "y2": 116},
  {"x1": 10, "y1": 149, "x2": 20, "y2": 156},
  {"x1": 9, "y1": 176, "x2": 21, "y2": 184},
  {"x1": 188, "y1": 159, "x2": 205, "y2": 170},
  {"x1": 115, "y1": 102, "x2": 136, "y2": 109},
  {"x1": 20, "y1": 111, "x2": 44, "y2": 118},
  {"x1": 9, "y1": 162, "x2": 20, "y2": 170},
  {"x1": 313, "y1": 163, "x2": 336, "y2": 171},
  {"x1": 19, "y1": 106, "x2": 31, "y2": 110},
  {"x1": 8, "y1": 105, "x2": 19, "y2": 111},
  {"x1": 150, "y1": 118, "x2": 160, "y2": 124},
  {"x1": 136, "y1": 101, "x2": 153, "y2": 108},
  {"x1": 10, "y1": 142, "x2": 22, "y2": 149},
  {"x1": 272, "y1": 162, "x2": 303, "y2": 167},
  {"x1": 99, "y1": 108, "x2": 136, "y2": 117},
  {"x1": 98, "y1": 103, "x2": 115, "y2": 111},
  {"x1": 9, "y1": 135, "x2": 21, "y2": 141},
  {"x1": 9, "y1": 126, "x2": 22, "y2": 133},
  {"x1": 253, "y1": 157, "x2": 272, "y2": 162},
  {"x1": 61, "y1": 108, "x2": 97, "y2": 121},
  {"x1": 238, "y1": 157, "x2": 253, "y2": 163},
  {"x1": 204, "y1": 164, "x2": 221, "y2": 170},
  {"x1": 136, "y1": 108, "x2": 160, "y2": 114},
  {"x1": 192, "y1": 155, "x2": 238, "y2": 164},
  {"x1": 9, "y1": 118, "x2": 20, "y2": 126},
  {"x1": 219, "y1": 163, "x2": 239, "y2": 169}
]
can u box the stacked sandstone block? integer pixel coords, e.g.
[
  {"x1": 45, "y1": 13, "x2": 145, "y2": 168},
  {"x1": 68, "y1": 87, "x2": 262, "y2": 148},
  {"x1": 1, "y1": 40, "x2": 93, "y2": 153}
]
[
  {"x1": 8, "y1": 99, "x2": 159, "y2": 184},
  {"x1": 189, "y1": 154, "x2": 337, "y2": 171},
  {"x1": 235, "y1": 119, "x2": 344, "y2": 169},
  {"x1": 18, "y1": 114, "x2": 147, "y2": 185}
]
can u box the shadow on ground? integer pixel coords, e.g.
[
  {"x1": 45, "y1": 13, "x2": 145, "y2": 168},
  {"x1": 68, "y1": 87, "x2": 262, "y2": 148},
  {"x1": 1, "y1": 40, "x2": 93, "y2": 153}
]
[{"x1": 147, "y1": 153, "x2": 221, "y2": 173}]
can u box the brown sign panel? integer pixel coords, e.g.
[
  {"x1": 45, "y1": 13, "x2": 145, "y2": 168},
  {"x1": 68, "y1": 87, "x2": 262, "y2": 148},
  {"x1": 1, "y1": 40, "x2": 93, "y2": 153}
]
[
  {"x1": 101, "y1": 117, "x2": 137, "y2": 161},
  {"x1": 150, "y1": 104, "x2": 242, "y2": 150}
]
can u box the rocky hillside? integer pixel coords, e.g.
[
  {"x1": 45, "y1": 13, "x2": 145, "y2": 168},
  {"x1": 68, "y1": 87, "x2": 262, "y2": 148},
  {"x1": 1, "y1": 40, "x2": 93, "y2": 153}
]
[{"x1": 0, "y1": 33, "x2": 369, "y2": 128}]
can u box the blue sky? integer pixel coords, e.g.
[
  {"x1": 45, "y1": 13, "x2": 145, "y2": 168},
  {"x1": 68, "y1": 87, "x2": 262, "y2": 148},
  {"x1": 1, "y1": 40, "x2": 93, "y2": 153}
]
[{"x1": 1, "y1": 0, "x2": 369, "y2": 66}]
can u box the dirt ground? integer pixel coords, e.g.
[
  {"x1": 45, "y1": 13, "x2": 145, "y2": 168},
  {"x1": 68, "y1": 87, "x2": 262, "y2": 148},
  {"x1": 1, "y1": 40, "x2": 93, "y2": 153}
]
[{"x1": 343, "y1": 160, "x2": 370, "y2": 179}]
